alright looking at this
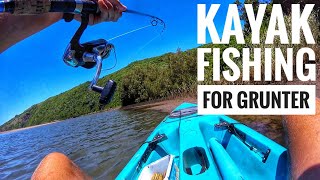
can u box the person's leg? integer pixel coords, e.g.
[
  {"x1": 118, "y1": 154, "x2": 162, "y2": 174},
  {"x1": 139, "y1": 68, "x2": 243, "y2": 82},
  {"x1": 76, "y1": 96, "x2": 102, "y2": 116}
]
[
  {"x1": 283, "y1": 98, "x2": 320, "y2": 179},
  {"x1": 32, "y1": 152, "x2": 91, "y2": 180}
]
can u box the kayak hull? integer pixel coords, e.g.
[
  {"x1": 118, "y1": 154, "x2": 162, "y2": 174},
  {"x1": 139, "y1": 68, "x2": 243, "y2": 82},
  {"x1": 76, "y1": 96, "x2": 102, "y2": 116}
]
[{"x1": 117, "y1": 103, "x2": 288, "y2": 179}]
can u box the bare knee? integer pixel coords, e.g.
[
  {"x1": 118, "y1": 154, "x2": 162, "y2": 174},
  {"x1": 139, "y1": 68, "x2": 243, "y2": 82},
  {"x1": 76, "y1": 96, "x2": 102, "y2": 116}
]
[
  {"x1": 32, "y1": 152, "x2": 91, "y2": 180},
  {"x1": 43, "y1": 152, "x2": 70, "y2": 163}
]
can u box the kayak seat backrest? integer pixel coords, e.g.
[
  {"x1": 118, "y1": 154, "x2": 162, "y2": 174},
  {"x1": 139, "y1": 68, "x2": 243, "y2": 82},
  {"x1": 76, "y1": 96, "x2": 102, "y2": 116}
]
[
  {"x1": 208, "y1": 138, "x2": 244, "y2": 180},
  {"x1": 182, "y1": 147, "x2": 209, "y2": 175}
]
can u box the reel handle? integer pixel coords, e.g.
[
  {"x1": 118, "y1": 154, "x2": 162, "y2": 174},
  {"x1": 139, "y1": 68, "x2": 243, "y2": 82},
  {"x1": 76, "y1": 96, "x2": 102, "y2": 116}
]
[
  {"x1": 92, "y1": 80, "x2": 117, "y2": 105},
  {"x1": 88, "y1": 54, "x2": 117, "y2": 105}
]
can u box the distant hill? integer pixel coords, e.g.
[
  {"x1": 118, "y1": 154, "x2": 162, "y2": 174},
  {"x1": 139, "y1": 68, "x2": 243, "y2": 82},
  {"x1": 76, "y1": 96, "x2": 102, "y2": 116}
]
[{"x1": 0, "y1": 47, "x2": 199, "y2": 132}]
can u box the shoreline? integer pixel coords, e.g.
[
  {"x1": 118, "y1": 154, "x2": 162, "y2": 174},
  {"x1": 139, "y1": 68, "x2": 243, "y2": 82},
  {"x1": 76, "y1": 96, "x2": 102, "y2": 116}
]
[
  {"x1": 0, "y1": 96, "x2": 197, "y2": 134},
  {"x1": 1, "y1": 86, "x2": 318, "y2": 135},
  {"x1": 0, "y1": 120, "x2": 61, "y2": 134},
  {"x1": 121, "y1": 96, "x2": 197, "y2": 113}
]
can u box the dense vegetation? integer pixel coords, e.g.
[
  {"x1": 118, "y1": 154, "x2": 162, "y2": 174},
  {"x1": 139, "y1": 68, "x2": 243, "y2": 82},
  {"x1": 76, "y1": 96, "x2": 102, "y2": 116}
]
[
  {"x1": 121, "y1": 49, "x2": 198, "y2": 105},
  {"x1": 1, "y1": 0, "x2": 319, "y2": 132},
  {"x1": 0, "y1": 49, "x2": 201, "y2": 131}
]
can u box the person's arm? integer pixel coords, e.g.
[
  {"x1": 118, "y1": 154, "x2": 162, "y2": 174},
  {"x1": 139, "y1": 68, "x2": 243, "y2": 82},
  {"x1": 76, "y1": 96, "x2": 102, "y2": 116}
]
[
  {"x1": 0, "y1": 13, "x2": 62, "y2": 53},
  {"x1": 0, "y1": 0, "x2": 126, "y2": 53},
  {"x1": 282, "y1": 98, "x2": 320, "y2": 179}
]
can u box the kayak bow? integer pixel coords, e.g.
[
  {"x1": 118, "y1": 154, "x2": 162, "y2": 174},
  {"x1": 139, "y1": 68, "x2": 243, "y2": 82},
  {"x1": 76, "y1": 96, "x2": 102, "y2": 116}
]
[{"x1": 117, "y1": 103, "x2": 288, "y2": 179}]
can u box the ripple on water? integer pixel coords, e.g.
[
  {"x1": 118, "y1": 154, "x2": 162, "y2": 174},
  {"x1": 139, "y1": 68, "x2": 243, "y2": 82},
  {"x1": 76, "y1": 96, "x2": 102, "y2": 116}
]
[
  {"x1": 1, "y1": 110, "x2": 284, "y2": 179},
  {"x1": 0, "y1": 109, "x2": 166, "y2": 179}
]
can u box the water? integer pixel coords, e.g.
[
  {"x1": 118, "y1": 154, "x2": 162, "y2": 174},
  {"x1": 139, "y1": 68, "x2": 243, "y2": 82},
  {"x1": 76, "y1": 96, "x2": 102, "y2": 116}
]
[
  {"x1": 0, "y1": 109, "x2": 166, "y2": 180},
  {"x1": 0, "y1": 109, "x2": 284, "y2": 179}
]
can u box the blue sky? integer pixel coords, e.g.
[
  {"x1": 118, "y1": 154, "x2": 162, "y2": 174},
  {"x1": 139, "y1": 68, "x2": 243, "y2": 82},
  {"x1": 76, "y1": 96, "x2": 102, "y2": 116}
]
[{"x1": 0, "y1": 0, "x2": 235, "y2": 125}]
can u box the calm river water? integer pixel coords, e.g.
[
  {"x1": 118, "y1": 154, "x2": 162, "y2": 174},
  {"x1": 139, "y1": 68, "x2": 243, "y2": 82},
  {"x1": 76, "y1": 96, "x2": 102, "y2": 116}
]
[{"x1": 0, "y1": 109, "x2": 284, "y2": 179}]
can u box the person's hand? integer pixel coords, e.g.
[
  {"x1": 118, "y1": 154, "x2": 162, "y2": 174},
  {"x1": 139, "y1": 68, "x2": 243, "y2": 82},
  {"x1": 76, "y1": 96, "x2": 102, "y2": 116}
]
[
  {"x1": 75, "y1": 0, "x2": 127, "y2": 25},
  {"x1": 92, "y1": 0, "x2": 127, "y2": 24}
]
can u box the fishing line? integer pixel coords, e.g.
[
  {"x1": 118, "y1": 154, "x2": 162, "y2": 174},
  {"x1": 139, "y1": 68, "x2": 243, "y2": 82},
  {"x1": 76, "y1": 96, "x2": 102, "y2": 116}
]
[
  {"x1": 107, "y1": 9, "x2": 166, "y2": 42},
  {"x1": 101, "y1": 9, "x2": 166, "y2": 72},
  {"x1": 102, "y1": 48, "x2": 117, "y2": 71},
  {"x1": 101, "y1": 25, "x2": 160, "y2": 72},
  {"x1": 107, "y1": 24, "x2": 153, "y2": 41},
  {"x1": 123, "y1": 9, "x2": 166, "y2": 58},
  {"x1": 133, "y1": 33, "x2": 161, "y2": 57}
]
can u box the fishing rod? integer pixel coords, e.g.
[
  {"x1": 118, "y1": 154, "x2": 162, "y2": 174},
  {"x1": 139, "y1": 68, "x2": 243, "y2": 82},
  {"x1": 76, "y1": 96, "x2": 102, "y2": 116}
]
[
  {"x1": 126, "y1": 9, "x2": 166, "y2": 33},
  {"x1": 0, "y1": 0, "x2": 165, "y2": 105}
]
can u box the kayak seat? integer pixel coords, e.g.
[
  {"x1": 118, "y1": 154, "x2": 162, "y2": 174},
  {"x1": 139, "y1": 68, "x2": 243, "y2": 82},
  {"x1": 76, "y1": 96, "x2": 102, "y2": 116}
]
[{"x1": 208, "y1": 138, "x2": 244, "y2": 180}]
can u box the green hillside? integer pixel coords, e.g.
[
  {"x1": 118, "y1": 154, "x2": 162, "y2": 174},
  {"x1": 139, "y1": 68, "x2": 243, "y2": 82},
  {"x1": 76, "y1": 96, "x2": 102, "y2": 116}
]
[{"x1": 0, "y1": 48, "x2": 199, "y2": 132}]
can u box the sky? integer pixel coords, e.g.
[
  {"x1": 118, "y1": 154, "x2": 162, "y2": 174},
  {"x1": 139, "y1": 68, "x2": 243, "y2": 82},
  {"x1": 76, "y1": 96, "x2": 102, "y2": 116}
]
[{"x1": 0, "y1": 0, "x2": 235, "y2": 125}]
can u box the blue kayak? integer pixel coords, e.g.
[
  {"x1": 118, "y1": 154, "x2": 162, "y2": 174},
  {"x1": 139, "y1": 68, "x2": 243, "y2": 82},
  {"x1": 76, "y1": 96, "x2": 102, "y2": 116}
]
[{"x1": 117, "y1": 103, "x2": 288, "y2": 179}]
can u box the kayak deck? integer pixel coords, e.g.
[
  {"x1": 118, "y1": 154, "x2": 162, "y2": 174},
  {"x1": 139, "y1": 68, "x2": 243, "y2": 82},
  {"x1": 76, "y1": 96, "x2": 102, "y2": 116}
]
[{"x1": 117, "y1": 103, "x2": 288, "y2": 179}]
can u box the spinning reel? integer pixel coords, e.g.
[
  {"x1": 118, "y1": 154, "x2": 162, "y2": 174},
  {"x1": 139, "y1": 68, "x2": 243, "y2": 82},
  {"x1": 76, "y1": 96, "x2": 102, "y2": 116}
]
[
  {"x1": 0, "y1": 0, "x2": 165, "y2": 105},
  {"x1": 63, "y1": 14, "x2": 117, "y2": 105}
]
